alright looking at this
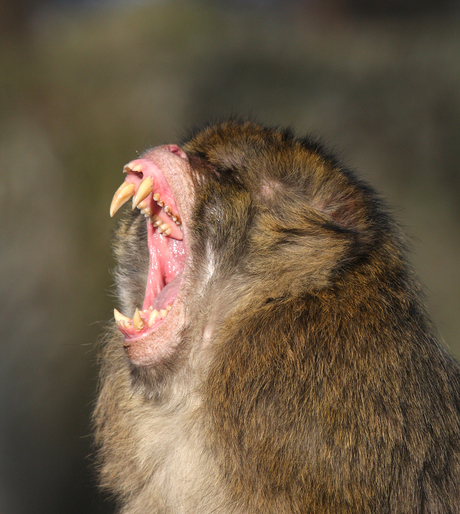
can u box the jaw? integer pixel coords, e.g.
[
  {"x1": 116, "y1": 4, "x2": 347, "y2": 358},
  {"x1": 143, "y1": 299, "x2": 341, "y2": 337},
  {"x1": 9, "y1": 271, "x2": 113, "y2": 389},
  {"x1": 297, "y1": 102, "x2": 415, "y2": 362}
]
[{"x1": 110, "y1": 146, "x2": 194, "y2": 367}]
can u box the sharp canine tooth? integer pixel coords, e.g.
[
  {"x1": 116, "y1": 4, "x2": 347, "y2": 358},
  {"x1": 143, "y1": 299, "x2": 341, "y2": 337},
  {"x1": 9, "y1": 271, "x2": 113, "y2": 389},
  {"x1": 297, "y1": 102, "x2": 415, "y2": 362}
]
[
  {"x1": 132, "y1": 177, "x2": 153, "y2": 209},
  {"x1": 133, "y1": 308, "x2": 144, "y2": 330},
  {"x1": 110, "y1": 183, "x2": 135, "y2": 217},
  {"x1": 114, "y1": 308, "x2": 132, "y2": 327}
]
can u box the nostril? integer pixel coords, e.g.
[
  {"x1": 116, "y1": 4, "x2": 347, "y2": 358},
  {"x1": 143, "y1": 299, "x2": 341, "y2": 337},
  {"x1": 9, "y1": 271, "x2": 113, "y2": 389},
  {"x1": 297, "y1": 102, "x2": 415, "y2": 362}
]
[
  {"x1": 167, "y1": 144, "x2": 187, "y2": 159},
  {"x1": 168, "y1": 144, "x2": 180, "y2": 153}
]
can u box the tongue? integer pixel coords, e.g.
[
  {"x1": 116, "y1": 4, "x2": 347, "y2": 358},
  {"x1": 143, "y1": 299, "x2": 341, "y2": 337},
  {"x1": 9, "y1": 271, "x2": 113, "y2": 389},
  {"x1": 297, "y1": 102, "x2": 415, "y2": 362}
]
[{"x1": 152, "y1": 274, "x2": 183, "y2": 311}]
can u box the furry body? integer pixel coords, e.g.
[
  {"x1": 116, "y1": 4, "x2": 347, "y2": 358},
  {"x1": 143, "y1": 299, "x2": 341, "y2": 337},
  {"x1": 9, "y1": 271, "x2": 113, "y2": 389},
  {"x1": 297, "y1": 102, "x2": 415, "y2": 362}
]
[{"x1": 95, "y1": 121, "x2": 460, "y2": 513}]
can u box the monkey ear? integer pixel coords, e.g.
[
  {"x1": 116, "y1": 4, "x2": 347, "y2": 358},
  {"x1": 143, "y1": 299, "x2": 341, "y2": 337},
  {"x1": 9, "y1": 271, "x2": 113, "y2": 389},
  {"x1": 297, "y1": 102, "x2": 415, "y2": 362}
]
[
  {"x1": 313, "y1": 191, "x2": 363, "y2": 231},
  {"x1": 307, "y1": 167, "x2": 378, "y2": 235}
]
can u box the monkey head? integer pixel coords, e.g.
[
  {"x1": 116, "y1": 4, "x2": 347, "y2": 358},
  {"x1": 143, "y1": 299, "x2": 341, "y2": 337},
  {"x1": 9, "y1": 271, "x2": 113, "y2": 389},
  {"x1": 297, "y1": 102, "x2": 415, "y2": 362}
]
[{"x1": 109, "y1": 120, "x2": 387, "y2": 371}]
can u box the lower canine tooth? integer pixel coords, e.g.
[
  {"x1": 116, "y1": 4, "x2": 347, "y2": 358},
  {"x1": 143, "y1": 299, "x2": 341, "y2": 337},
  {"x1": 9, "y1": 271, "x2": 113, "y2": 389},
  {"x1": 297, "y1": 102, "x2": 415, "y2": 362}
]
[
  {"x1": 114, "y1": 308, "x2": 132, "y2": 327},
  {"x1": 133, "y1": 308, "x2": 144, "y2": 330}
]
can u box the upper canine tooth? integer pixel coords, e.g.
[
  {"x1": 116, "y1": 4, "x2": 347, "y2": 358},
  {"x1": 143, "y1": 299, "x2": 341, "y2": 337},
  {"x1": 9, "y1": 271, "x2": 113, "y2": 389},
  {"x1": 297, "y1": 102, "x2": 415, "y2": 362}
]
[
  {"x1": 133, "y1": 308, "x2": 144, "y2": 331},
  {"x1": 110, "y1": 182, "x2": 136, "y2": 217},
  {"x1": 132, "y1": 177, "x2": 153, "y2": 209}
]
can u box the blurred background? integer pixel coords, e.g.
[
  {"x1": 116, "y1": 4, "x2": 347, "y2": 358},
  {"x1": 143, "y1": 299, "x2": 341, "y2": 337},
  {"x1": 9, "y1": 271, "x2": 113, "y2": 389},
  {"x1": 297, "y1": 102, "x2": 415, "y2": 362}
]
[{"x1": 1, "y1": 0, "x2": 459, "y2": 512}]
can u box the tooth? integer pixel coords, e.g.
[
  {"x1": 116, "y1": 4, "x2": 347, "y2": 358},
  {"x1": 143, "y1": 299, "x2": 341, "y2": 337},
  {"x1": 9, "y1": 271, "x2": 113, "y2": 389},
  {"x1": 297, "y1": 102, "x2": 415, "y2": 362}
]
[
  {"x1": 114, "y1": 308, "x2": 132, "y2": 327},
  {"x1": 158, "y1": 223, "x2": 170, "y2": 234},
  {"x1": 138, "y1": 200, "x2": 148, "y2": 210},
  {"x1": 110, "y1": 182, "x2": 135, "y2": 217},
  {"x1": 133, "y1": 308, "x2": 144, "y2": 331},
  {"x1": 166, "y1": 305, "x2": 172, "y2": 311},
  {"x1": 152, "y1": 215, "x2": 162, "y2": 227},
  {"x1": 163, "y1": 227, "x2": 172, "y2": 236},
  {"x1": 132, "y1": 177, "x2": 153, "y2": 209},
  {"x1": 132, "y1": 164, "x2": 143, "y2": 172},
  {"x1": 148, "y1": 309, "x2": 160, "y2": 326},
  {"x1": 160, "y1": 309, "x2": 168, "y2": 318},
  {"x1": 157, "y1": 199, "x2": 164, "y2": 207},
  {"x1": 164, "y1": 205, "x2": 171, "y2": 214},
  {"x1": 153, "y1": 193, "x2": 160, "y2": 202}
]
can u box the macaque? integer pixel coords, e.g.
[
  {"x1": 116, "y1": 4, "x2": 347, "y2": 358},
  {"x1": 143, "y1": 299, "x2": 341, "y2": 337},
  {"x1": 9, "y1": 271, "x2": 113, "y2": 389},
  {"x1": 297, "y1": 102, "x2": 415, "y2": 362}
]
[{"x1": 94, "y1": 120, "x2": 460, "y2": 513}]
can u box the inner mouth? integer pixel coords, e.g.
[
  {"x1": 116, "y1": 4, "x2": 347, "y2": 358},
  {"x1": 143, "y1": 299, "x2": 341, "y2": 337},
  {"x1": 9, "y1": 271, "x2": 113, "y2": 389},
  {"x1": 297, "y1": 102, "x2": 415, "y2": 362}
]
[{"x1": 110, "y1": 157, "x2": 186, "y2": 338}]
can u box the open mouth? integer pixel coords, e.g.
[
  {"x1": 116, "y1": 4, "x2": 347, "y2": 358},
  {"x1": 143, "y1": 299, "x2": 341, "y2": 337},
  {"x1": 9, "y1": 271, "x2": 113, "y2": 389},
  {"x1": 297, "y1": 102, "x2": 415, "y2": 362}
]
[{"x1": 109, "y1": 156, "x2": 186, "y2": 339}]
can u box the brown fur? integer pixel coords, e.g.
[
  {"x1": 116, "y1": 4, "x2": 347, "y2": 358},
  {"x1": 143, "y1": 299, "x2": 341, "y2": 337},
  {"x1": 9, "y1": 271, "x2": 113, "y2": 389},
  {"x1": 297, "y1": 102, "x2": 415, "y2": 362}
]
[{"x1": 95, "y1": 120, "x2": 460, "y2": 513}]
